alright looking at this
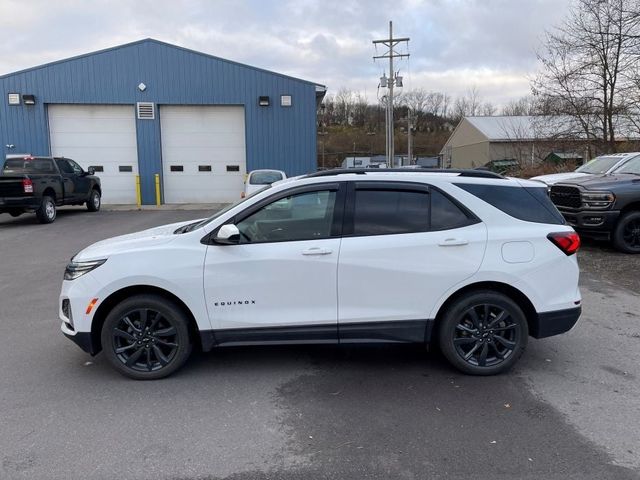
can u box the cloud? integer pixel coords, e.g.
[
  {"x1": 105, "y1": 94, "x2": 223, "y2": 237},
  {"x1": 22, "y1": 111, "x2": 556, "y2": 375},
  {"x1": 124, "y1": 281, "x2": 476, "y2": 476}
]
[{"x1": 0, "y1": 0, "x2": 572, "y2": 107}]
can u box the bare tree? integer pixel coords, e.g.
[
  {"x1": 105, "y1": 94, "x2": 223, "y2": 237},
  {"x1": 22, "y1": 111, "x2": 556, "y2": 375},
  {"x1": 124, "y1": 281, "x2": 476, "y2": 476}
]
[
  {"x1": 452, "y1": 86, "x2": 493, "y2": 121},
  {"x1": 532, "y1": 0, "x2": 640, "y2": 153},
  {"x1": 502, "y1": 96, "x2": 540, "y2": 116}
]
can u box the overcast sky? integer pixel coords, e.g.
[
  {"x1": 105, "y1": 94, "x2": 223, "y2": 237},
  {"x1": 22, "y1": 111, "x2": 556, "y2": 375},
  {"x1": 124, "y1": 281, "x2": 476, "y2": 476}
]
[{"x1": 0, "y1": 0, "x2": 572, "y2": 107}]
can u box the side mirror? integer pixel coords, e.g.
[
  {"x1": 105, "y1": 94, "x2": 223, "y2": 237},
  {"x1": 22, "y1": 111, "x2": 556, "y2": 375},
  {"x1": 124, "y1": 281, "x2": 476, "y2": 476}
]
[
  {"x1": 214, "y1": 224, "x2": 240, "y2": 245},
  {"x1": 87, "y1": 167, "x2": 96, "y2": 175}
]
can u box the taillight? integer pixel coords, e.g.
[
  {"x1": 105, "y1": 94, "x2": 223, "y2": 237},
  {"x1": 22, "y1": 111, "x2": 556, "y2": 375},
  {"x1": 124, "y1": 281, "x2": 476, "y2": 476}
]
[
  {"x1": 22, "y1": 178, "x2": 33, "y2": 193},
  {"x1": 547, "y1": 231, "x2": 580, "y2": 255}
]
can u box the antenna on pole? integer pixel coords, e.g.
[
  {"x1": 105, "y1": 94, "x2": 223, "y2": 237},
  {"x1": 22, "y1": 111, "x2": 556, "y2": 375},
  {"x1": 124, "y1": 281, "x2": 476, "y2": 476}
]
[{"x1": 373, "y1": 21, "x2": 409, "y2": 168}]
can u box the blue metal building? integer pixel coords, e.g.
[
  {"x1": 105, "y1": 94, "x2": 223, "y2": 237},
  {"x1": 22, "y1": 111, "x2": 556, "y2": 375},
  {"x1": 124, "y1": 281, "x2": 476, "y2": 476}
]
[{"x1": 0, "y1": 39, "x2": 325, "y2": 204}]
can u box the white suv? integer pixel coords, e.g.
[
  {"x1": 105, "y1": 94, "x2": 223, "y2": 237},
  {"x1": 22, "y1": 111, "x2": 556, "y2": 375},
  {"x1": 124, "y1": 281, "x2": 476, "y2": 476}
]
[{"x1": 59, "y1": 169, "x2": 582, "y2": 379}]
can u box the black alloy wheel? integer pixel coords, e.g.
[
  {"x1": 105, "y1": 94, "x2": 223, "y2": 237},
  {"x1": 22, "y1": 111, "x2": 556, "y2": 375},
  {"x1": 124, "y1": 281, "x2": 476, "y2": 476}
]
[
  {"x1": 102, "y1": 295, "x2": 192, "y2": 380},
  {"x1": 439, "y1": 291, "x2": 528, "y2": 375},
  {"x1": 453, "y1": 304, "x2": 518, "y2": 368},
  {"x1": 613, "y1": 211, "x2": 640, "y2": 254},
  {"x1": 112, "y1": 308, "x2": 179, "y2": 373}
]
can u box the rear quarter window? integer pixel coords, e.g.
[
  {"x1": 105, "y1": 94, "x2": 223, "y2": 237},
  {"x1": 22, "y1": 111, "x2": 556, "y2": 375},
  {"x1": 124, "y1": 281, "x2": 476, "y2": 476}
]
[{"x1": 455, "y1": 183, "x2": 565, "y2": 225}]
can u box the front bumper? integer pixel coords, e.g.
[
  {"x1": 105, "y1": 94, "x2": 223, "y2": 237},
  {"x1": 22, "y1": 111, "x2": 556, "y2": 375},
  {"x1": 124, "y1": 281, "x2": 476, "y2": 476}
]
[
  {"x1": 61, "y1": 322, "x2": 97, "y2": 355},
  {"x1": 530, "y1": 306, "x2": 582, "y2": 339},
  {"x1": 558, "y1": 209, "x2": 619, "y2": 239}
]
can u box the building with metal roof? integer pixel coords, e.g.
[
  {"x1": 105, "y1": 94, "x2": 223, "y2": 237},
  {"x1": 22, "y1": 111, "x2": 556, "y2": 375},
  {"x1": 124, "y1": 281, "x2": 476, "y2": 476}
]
[
  {"x1": 0, "y1": 39, "x2": 326, "y2": 204},
  {"x1": 440, "y1": 116, "x2": 639, "y2": 170}
]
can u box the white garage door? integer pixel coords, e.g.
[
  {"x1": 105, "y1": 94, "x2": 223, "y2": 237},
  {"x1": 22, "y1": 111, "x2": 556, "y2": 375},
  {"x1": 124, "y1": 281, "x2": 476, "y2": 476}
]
[
  {"x1": 48, "y1": 105, "x2": 138, "y2": 204},
  {"x1": 160, "y1": 106, "x2": 246, "y2": 203}
]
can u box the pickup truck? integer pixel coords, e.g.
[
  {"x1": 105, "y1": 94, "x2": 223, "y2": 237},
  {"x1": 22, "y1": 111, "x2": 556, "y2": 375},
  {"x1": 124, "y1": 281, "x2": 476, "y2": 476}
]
[
  {"x1": 0, "y1": 156, "x2": 101, "y2": 224},
  {"x1": 549, "y1": 154, "x2": 640, "y2": 253}
]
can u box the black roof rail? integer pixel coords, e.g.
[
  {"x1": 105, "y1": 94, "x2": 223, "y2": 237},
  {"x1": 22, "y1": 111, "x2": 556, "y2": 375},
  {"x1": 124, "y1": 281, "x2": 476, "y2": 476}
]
[{"x1": 306, "y1": 168, "x2": 505, "y2": 179}]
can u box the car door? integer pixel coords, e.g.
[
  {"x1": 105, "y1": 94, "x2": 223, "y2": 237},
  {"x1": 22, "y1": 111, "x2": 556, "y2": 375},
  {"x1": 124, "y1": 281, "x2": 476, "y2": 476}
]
[
  {"x1": 203, "y1": 182, "x2": 345, "y2": 343},
  {"x1": 55, "y1": 158, "x2": 77, "y2": 200},
  {"x1": 66, "y1": 159, "x2": 91, "y2": 199},
  {"x1": 337, "y1": 181, "x2": 487, "y2": 342}
]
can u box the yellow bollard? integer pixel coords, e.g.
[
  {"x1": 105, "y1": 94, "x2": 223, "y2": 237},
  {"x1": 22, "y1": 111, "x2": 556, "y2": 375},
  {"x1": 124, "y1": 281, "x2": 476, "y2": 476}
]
[
  {"x1": 154, "y1": 174, "x2": 161, "y2": 206},
  {"x1": 135, "y1": 175, "x2": 142, "y2": 208}
]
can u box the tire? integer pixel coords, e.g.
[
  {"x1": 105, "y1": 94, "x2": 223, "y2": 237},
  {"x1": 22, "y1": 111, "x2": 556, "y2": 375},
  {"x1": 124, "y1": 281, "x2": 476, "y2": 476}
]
[
  {"x1": 612, "y1": 211, "x2": 640, "y2": 254},
  {"x1": 86, "y1": 189, "x2": 101, "y2": 212},
  {"x1": 8, "y1": 209, "x2": 23, "y2": 218},
  {"x1": 101, "y1": 294, "x2": 192, "y2": 380},
  {"x1": 35, "y1": 195, "x2": 56, "y2": 224},
  {"x1": 438, "y1": 291, "x2": 528, "y2": 375}
]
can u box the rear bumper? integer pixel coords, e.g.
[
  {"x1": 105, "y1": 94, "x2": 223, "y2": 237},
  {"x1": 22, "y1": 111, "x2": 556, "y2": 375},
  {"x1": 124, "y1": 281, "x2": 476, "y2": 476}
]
[
  {"x1": 530, "y1": 306, "x2": 582, "y2": 339},
  {"x1": 0, "y1": 196, "x2": 40, "y2": 210},
  {"x1": 558, "y1": 209, "x2": 619, "y2": 239}
]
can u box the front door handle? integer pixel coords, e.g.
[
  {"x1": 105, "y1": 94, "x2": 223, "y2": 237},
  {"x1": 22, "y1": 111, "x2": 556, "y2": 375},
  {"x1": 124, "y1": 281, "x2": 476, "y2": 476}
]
[
  {"x1": 302, "y1": 247, "x2": 333, "y2": 256},
  {"x1": 438, "y1": 238, "x2": 469, "y2": 247}
]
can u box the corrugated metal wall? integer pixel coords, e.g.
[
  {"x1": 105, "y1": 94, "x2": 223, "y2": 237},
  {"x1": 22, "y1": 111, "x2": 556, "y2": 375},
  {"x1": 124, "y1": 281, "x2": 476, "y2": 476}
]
[{"x1": 0, "y1": 39, "x2": 319, "y2": 203}]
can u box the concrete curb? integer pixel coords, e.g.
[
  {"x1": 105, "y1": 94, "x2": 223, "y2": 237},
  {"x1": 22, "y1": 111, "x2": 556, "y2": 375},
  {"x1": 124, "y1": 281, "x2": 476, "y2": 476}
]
[{"x1": 100, "y1": 203, "x2": 230, "y2": 212}]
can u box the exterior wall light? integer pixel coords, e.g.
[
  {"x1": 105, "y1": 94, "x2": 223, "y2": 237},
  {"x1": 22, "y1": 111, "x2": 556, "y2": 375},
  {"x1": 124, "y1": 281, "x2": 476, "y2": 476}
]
[
  {"x1": 22, "y1": 95, "x2": 36, "y2": 105},
  {"x1": 258, "y1": 96, "x2": 270, "y2": 107}
]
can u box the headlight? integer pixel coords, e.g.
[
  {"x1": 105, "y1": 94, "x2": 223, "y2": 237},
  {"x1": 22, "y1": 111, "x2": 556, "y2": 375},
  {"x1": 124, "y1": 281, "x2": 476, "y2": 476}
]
[
  {"x1": 581, "y1": 191, "x2": 615, "y2": 209},
  {"x1": 64, "y1": 259, "x2": 107, "y2": 280}
]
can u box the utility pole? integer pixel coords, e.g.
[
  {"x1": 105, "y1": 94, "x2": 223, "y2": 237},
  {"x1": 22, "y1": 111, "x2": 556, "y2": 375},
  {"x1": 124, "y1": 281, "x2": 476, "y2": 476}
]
[
  {"x1": 373, "y1": 21, "x2": 409, "y2": 168},
  {"x1": 407, "y1": 110, "x2": 414, "y2": 165}
]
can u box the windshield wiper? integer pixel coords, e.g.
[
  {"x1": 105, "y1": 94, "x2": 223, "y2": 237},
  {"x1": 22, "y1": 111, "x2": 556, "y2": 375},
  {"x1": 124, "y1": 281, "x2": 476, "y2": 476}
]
[{"x1": 174, "y1": 221, "x2": 200, "y2": 234}]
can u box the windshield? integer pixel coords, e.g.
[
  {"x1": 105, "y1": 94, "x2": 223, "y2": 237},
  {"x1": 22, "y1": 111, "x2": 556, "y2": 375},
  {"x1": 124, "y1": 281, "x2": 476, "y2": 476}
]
[
  {"x1": 249, "y1": 171, "x2": 283, "y2": 185},
  {"x1": 176, "y1": 185, "x2": 272, "y2": 233},
  {"x1": 576, "y1": 156, "x2": 622, "y2": 174},
  {"x1": 615, "y1": 156, "x2": 640, "y2": 175},
  {"x1": 2, "y1": 158, "x2": 56, "y2": 174}
]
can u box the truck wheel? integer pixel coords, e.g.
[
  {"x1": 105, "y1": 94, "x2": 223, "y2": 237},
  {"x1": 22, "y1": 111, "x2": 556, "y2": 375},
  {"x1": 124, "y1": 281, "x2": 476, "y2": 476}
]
[
  {"x1": 8, "y1": 209, "x2": 23, "y2": 218},
  {"x1": 101, "y1": 294, "x2": 192, "y2": 380},
  {"x1": 35, "y1": 196, "x2": 57, "y2": 224},
  {"x1": 86, "y1": 189, "x2": 101, "y2": 212},
  {"x1": 612, "y1": 211, "x2": 640, "y2": 254},
  {"x1": 438, "y1": 291, "x2": 528, "y2": 375}
]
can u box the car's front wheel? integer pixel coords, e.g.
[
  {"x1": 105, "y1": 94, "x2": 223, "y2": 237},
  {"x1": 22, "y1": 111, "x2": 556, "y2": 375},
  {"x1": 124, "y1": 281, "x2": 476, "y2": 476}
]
[
  {"x1": 612, "y1": 211, "x2": 640, "y2": 254},
  {"x1": 438, "y1": 291, "x2": 528, "y2": 375},
  {"x1": 86, "y1": 189, "x2": 101, "y2": 212},
  {"x1": 101, "y1": 295, "x2": 192, "y2": 380}
]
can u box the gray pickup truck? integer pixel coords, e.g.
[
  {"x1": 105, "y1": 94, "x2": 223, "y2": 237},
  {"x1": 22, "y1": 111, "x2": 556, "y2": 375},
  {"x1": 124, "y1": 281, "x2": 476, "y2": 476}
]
[{"x1": 0, "y1": 156, "x2": 102, "y2": 223}]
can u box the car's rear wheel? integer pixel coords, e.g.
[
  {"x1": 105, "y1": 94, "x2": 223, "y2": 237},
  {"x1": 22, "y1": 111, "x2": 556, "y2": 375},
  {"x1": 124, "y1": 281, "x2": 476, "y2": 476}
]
[
  {"x1": 438, "y1": 291, "x2": 528, "y2": 375},
  {"x1": 612, "y1": 211, "x2": 640, "y2": 254},
  {"x1": 86, "y1": 189, "x2": 101, "y2": 212},
  {"x1": 35, "y1": 195, "x2": 56, "y2": 223},
  {"x1": 101, "y1": 295, "x2": 192, "y2": 380}
]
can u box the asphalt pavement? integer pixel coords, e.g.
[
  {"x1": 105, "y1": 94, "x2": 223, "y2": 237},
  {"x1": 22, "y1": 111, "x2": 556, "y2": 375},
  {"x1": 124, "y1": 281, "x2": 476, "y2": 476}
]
[{"x1": 0, "y1": 207, "x2": 638, "y2": 480}]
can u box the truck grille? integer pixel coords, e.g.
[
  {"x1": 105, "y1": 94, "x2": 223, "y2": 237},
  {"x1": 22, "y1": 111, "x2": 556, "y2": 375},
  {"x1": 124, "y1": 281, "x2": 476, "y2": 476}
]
[{"x1": 550, "y1": 185, "x2": 582, "y2": 209}]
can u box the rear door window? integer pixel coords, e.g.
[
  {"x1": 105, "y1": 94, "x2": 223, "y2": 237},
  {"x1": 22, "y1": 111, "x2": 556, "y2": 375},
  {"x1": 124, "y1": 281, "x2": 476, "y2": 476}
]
[
  {"x1": 430, "y1": 189, "x2": 475, "y2": 230},
  {"x1": 352, "y1": 188, "x2": 430, "y2": 236}
]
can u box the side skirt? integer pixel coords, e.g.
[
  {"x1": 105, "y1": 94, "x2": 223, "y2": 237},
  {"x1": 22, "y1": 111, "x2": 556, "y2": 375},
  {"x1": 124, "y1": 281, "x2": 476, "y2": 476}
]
[{"x1": 198, "y1": 319, "x2": 434, "y2": 352}]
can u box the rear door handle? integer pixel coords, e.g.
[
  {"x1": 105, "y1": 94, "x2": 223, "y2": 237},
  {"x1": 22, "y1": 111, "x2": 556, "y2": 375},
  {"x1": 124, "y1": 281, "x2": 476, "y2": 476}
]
[
  {"x1": 302, "y1": 247, "x2": 333, "y2": 256},
  {"x1": 438, "y1": 238, "x2": 469, "y2": 247}
]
